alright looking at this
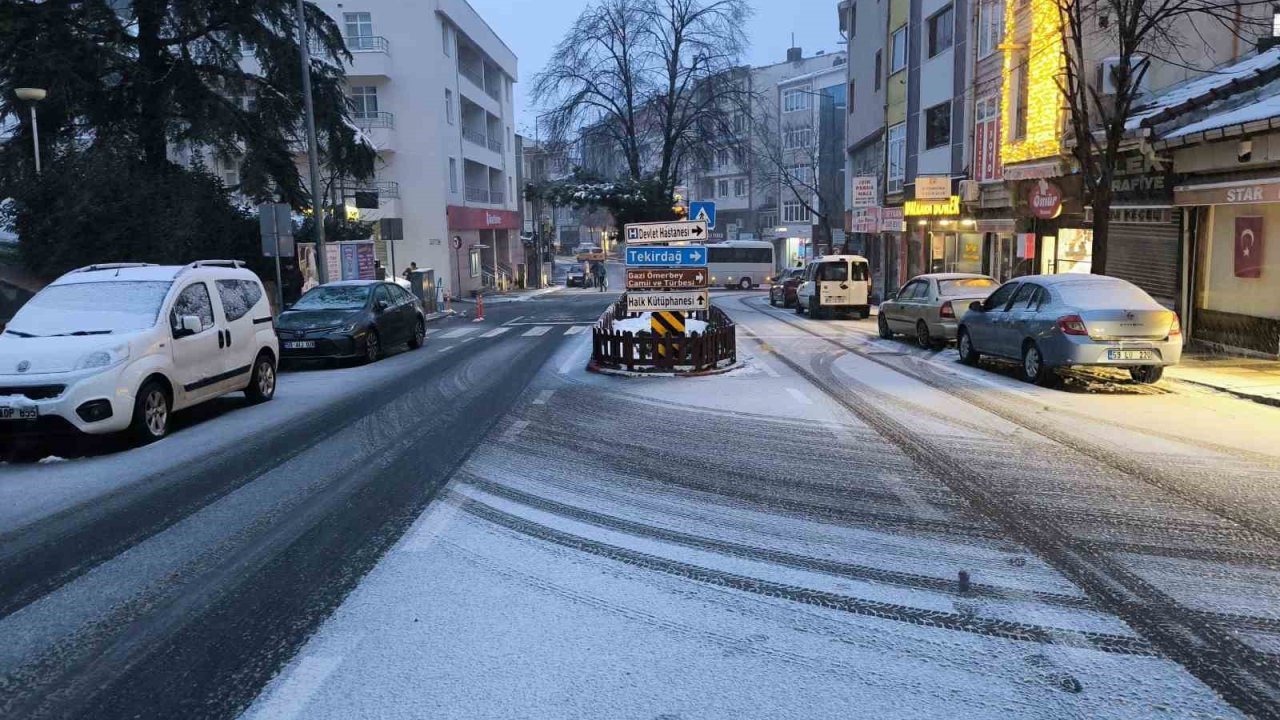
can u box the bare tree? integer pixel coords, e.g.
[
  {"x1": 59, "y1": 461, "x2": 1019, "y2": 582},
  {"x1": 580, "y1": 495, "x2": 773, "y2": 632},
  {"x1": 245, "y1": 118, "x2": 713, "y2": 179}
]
[
  {"x1": 1054, "y1": 0, "x2": 1271, "y2": 274},
  {"x1": 531, "y1": 0, "x2": 751, "y2": 201},
  {"x1": 747, "y1": 94, "x2": 843, "y2": 249}
]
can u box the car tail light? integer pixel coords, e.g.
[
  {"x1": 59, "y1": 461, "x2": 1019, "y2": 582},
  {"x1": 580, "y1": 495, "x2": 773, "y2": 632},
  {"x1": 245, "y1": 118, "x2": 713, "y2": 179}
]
[
  {"x1": 1057, "y1": 314, "x2": 1089, "y2": 336},
  {"x1": 1168, "y1": 313, "x2": 1182, "y2": 337},
  {"x1": 940, "y1": 301, "x2": 955, "y2": 319}
]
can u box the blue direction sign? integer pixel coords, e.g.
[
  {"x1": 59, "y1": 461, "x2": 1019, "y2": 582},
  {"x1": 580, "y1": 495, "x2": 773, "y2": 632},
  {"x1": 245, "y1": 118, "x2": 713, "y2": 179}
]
[
  {"x1": 690, "y1": 201, "x2": 716, "y2": 229},
  {"x1": 625, "y1": 246, "x2": 707, "y2": 267}
]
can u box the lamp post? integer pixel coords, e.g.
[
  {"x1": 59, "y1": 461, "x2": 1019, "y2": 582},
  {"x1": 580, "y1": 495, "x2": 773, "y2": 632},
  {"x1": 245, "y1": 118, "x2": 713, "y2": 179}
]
[{"x1": 14, "y1": 88, "x2": 47, "y2": 174}]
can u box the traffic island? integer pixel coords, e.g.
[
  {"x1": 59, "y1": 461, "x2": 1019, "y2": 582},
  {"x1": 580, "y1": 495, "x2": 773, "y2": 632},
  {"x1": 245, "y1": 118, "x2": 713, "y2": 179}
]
[{"x1": 589, "y1": 295, "x2": 738, "y2": 376}]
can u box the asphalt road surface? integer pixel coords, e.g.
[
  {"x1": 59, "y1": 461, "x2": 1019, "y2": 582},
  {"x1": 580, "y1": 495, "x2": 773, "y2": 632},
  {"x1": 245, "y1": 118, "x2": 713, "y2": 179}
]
[{"x1": 4, "y1": 281, "x2": 1280, "y2": 720}]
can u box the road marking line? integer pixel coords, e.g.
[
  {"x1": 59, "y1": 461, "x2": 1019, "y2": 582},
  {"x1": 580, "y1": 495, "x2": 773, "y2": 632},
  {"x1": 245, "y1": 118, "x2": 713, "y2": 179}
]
[
  {"x1": 563, "y1": 325, "x2": 588, "y2": 335},
  {"x1": 435, "y1": 345, "x2": 451, "y2": 352},
  {"x1": 532, "y1": 389, "x2": 555, "y2": 405},
  {"x1": 441, "y1": 327, "x2": 478, "y2": 338},
  {"x1": 481, "y1": 327, "x2": 510, "y2": 338},
  {"x1": 500, "y1": 419, "x2": 530, "y2": 442},
  {"x1": 752, "y1": 352, "x2": 782, "y2": 378},
  {"x1": 785, "y1": 387, "x2": 813, "y2": 405},
  {"x1": 522, "y1": 326, "x2": 552, "y2": 337},
  {"x1": 402, "y1": 498, "x2": 463, "y2": 553},
  {"x1": 246, "y1": 654, "x2": 343, "y2": 720},
  {"x1": 502, "y1": 315, "x2": 527, "y2": 326}
]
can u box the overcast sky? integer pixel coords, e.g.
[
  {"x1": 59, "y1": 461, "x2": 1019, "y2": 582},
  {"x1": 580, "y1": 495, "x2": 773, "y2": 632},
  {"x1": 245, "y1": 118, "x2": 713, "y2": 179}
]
[{"x1": 464, "y1": 0, "x2": 846, "y2": 134}]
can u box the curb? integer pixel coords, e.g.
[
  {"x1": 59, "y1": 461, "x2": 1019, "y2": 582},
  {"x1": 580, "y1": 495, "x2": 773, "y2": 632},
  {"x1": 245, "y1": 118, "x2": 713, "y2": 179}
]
[
  {"x1": 587, "y1": 357, "x2": 740, "y2": 378},
  {"x1": 1167, "y1": 377, "x2": 1280, "y2": 408}
]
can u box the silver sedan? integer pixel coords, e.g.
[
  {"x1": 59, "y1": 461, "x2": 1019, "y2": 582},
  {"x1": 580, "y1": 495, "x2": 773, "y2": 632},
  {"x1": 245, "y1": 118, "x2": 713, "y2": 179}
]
[
  {"x1": 957, "y1": 274, "x2": 1183, "y2": 386},
  {"x1": 878, "y1": 273, "x2": 999, "y2": 348}
]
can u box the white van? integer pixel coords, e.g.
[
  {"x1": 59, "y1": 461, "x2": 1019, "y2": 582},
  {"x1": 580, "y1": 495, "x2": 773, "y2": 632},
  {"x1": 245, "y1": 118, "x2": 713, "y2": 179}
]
[
  {"x1": 0, "y1": 261, "x2": 279, "y2": 444},
  {"x1": 795, "y1": 255, "x2": 872, "y2": 319}
]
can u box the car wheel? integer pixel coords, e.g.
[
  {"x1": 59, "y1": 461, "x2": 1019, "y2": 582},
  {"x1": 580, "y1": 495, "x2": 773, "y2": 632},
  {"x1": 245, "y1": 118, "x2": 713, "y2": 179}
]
[
  {"x1": 408, "y1": 317, "x2": 426, "y2": 349},
  {"x1": 363, "y1": 330, "x2": 381, "y2": 364},
  {"x1": 957, "y1": 329, "x2": 980, "y2": 366},
  {"x1": 916, "y1": 321, "x2": 934, "y2": 349},
  {"x1": 739, "y1": 277, "x2": 752, "y2": 290},
  {"x1": 245, "y1": 352, "x2": 277, "y2": 404},
  {"x1": 131, "y1": 380, "x2": 171, "y2": 445},
  {"x1": 1129, "y1": 365, "x2": 1164, "y2": 384},
  {"x1": 1020, "y1": 341, "x2": 1056, "y2": 386},
  {"x1": 878, "y1": 312, "x2": 893, "y2": 339}
]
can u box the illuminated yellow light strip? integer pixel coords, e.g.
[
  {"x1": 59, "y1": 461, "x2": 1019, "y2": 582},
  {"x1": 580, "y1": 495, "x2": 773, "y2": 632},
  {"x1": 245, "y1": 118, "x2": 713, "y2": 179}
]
[{"x1": 1001, "y1": 0, "x2": 1064, "y2": 164}]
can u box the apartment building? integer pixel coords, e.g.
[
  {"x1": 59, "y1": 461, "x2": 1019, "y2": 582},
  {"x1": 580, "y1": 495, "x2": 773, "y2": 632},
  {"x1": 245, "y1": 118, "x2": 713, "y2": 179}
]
[
  {"x1": 303, "y1": 0, "x2": 519, "y2": 298},
  {"x1": 841, "y1": 0, "x2": 889, "y2": 265}
]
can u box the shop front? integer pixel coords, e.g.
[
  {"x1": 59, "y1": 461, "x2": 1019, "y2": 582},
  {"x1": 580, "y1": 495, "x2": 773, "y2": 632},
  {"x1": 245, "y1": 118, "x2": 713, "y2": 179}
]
[
  {"x1": 446, "y1": 206, "x2": 521, "y2": 298},
  {"x1": 1177, "y1": 179, "x2": 1280, "y2": 357},
  {"x1": 1086, "y1": 159, "x2": 1181, "y2": 308}
]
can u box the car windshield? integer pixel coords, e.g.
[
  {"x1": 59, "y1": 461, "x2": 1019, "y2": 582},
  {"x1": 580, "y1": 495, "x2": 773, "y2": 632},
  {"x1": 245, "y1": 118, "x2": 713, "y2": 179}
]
[
  {"x1": 292, "y1": 285, "x2": 372, "y2": 310},
  {"x1": 5, "y1": 281, "x2": 171, "y2": 336},
  {"x1": 938, "y1": 278, "x2": 998, "y2": 295},
  {"x1": 818, "y1": 263, "x2": 848, "y2": 281}
]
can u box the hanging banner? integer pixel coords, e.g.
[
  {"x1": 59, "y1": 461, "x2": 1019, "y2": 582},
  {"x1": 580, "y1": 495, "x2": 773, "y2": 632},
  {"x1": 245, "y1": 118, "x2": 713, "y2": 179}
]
[
  {"x1": 851, "y1": 176, "x2": 878, "y2": 208},
  {"x1": 1235, "y1": 216, "x2": 1265, "y2": 279}
]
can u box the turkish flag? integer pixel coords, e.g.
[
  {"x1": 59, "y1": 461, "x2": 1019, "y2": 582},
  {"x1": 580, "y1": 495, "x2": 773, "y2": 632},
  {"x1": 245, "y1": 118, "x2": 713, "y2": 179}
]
[{"x1": 1235, "y1": 216, "x2": 1264, "y2": 278}]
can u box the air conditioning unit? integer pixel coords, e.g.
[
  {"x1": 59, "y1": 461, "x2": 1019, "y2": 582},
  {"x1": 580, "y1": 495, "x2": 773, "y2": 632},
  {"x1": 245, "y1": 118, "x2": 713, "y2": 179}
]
[
  {"x1": 1097, "y1": 56, "x2": 1148, "y2": 96},
  {"x1": 960, "y1": 180, "x2": 981, "y2": 202}
]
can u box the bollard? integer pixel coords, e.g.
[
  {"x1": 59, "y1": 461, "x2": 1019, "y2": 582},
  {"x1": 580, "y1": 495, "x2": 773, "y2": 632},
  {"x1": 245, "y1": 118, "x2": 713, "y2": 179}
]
[
  {"x1": 958, "y1": 570, "x2": 971, "y2": 594},
  {"x1": 473, "y1": 294, "x2": 485, "y2": 322}
]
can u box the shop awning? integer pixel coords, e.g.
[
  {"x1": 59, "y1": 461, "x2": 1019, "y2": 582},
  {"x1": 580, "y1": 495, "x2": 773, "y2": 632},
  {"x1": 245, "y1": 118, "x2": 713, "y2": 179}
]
[
  {"x1": 1173, "y1": 177, "x2": 1280, "y2": 206},
  {"x1": 1001, "y1": 160, "x2": 1067, "y2": 181},
  {"x1": 975, "y1": 219, "x2": 1017, "y2": 233}
]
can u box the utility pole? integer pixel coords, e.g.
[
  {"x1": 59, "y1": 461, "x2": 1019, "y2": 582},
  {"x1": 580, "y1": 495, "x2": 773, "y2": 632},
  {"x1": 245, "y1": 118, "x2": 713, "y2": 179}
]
[{"x1": 295, "y1": 0, "x2": 329, "y2": 284}]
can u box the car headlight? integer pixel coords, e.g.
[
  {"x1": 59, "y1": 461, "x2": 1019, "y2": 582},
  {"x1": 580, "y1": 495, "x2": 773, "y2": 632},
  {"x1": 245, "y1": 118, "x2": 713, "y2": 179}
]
[
  {"x1": 341, "y1": 319, "x2": 362, "y2": 334},
  {"x1": 76, "y1": 344, "x2": 129, "y2": 371}
]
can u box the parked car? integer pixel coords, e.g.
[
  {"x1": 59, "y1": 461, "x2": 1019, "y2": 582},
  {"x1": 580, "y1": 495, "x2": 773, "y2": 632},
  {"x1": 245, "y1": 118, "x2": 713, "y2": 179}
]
[
  {"x1": 957, "y1": 274, "x2": 1182, "y2": 386},
  {"x1": 768, "y1": 268, "x2": 805, "y2": 308},
  {"x1": 878, "y1": 273, "x2": 999, "y2": 348},
  {"x1": 566, "y1": 268, "x2": 588, "y2": 287},
  {"x1": 795, "y1": 255, "x2": 872, "y2": 319},
  {"x1": 0, "y1": 261, "x2": 278, "y2": 444},
  {"x1": 276, "y1": 280, "x2": 425, "y2": 365}
]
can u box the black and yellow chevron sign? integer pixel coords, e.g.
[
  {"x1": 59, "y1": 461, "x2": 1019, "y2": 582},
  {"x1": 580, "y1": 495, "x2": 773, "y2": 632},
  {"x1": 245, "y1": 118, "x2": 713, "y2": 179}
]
[{"x1": 651, "y1": 311, "x2": 685, "y2": 357}]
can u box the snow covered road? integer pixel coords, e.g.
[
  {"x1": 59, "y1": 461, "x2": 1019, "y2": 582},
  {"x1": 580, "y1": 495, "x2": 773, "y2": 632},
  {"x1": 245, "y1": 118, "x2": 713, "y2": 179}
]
[{"x1": 241, "y1": 293, "x2": 1280, "y2": 719}]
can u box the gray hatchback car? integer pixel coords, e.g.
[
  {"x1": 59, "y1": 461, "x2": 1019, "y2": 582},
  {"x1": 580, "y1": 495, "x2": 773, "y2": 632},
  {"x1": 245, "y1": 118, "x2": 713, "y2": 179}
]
[
  {"x1": 956, "y1": 274, "x2": 1182, "y2": 386},
  {"x1": 878, "y1": 273, "x2": 999, "y2": 348}
]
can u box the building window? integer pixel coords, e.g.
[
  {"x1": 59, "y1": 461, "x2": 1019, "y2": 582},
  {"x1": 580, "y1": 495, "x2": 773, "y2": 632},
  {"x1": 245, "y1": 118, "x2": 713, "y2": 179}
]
[
  {"x1": 760, "y1": 211, "x2": 778, "y2": 230},
  {"x1": 344, "y1": 12, "x2": 373, "y2": 41},
  {"x1": 848, "y1": 80, "x2": 856, "y2": 113},
  {"x1": 925, "y1": 101, "x2": 951, "y2": 149},
  {"x1": 734, "y1": 178, "x2": 747, "y2": 196},
  {"x1": 891, "y1": 26, "x2": 908, "y2": 73},
  {"x1": 978, "y1": 0, "x2": 1004, "y2": 57},
  {"x1": 445, "y1": 89, "x2": 454, "y2": 124},
  {"x1": 733, "y1": 112, "x2": 747, "y2": 134},
  {"x1": 1013, "y1": 49, "x2": 1029, "y2": 140},
  {"x1": 719, "y1": 179, "x2": 731, "y2": 197},
  {"x1": 349, "y1": 85, "x2": 378, "y2": 118},
  {"x1": 824, "y1": 83, "x2": 847, "y2": 111},
  {"x1": 717, "y1": 149, "x2": 731, "y2": 167},
  {"x1": 782, "y1": 199, "x2": 809, "y2": 223},
  {"x1": 783, "y1": 127, "x2": 814, "y2": 149},
  {"x1": 874, "y1": 50, "x2": 882, "y2": 90},
  {"x1": 442, "y1": 23, "x2": 451, "y2": 56},
  {"x1": 734, "y1": 146, "x2": 746, "y2": 165},
  {"x1": 789, "y1": 163, "x2": 813, "y2": 185},
  {"x1": 927, "y1": 5, "x2": 954, "y2": 58},
  {"x1": 469, "y1": 247, "x2": 481, "y2": 277},
  {"x1": 783, "y1": 88, "x2": 810, "y2": 113},
  {"x1": 449, "y1": 158, "x2": 457, "y2": 192},
  {"x1": 887, "y1": 122, "x2": 906, "y2": 192}
]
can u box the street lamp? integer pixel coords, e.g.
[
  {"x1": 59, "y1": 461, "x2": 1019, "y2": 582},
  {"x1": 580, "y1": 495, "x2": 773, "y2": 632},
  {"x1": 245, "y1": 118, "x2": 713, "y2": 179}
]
[{"x1": 14, "y1": 87, "x2": 47, "y2": 174}]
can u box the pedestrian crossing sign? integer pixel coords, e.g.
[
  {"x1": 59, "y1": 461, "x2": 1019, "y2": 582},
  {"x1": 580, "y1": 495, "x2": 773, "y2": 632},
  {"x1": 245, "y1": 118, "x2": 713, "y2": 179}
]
[{"x1": 690, "y1": 201, "x2": 716, "y2": 229}]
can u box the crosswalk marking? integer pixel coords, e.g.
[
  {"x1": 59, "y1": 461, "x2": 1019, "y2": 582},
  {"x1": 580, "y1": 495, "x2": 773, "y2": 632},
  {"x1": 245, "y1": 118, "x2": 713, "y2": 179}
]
[
  {"x1": 532, "y1": 389, "x2": 555, "y2": 405},
  {"x1": 564, "y1": 325, "x2": 588, "y2": 335},
  {"x1": 480, "y1": 327, "x2": 510, "y2": 338},
  {"x1": 441, "y1": 327, "x2": 478, "y2": 339},
  {"x1": 522, "y1": 326, "x2": 552, "y2": 337}
]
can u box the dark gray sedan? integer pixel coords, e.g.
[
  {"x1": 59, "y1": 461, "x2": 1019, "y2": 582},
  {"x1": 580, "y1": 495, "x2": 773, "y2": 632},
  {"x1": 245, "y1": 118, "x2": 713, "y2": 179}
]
[
  {"x1": 878, "y1": 273, "x2": 999, "y2": 348},
  {"x1": 956, "y1": 274, "x2": 1182, "y2": 386}
]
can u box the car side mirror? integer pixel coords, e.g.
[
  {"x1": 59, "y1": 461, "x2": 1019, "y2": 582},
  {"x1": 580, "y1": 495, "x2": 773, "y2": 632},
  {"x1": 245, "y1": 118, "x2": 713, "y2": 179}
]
[
  {"x1": 969, "y1": 301, "x2": 985, "y2": 313},
  {"x1": 174, "y1": 314, "x2": 202, "y2": 338}
]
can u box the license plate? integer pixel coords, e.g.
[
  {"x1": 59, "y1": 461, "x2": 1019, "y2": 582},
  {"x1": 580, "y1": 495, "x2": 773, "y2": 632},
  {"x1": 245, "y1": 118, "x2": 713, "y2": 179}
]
[
  {"x1": 1108, "y1": 349, "x2": 1153, "y2": 361},
  {"x1": 284, "y1": 341, "x2": 315, "y2": 349},
  {"x1": 0, "y1": 405, "x2": 37, "y2": 420}
]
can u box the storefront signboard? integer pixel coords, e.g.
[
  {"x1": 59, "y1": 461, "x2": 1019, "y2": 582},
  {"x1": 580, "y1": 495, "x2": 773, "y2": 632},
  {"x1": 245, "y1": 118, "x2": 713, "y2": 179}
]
[
  {"x1": 1175, "y1": 178, "x2": 1280, "y2": 207},
  {"x1": 852, "y1": 176, "x2": 878, "y2": 208},
  {"x1": 850, "y1": 207, "x2": 881, "y2": 233},
  {"x1": 879, "y1": 207, "x2": 906, "y2": 232},
  {"x1": 903, "y1": 196, "x2": 960, "y2": 217},
  {"x1": 1027, "y1": 180, "x2": 1063, "y2": 219},
  {"x1": 915, "y1": 176, "x2": 951, "y2": 200}
]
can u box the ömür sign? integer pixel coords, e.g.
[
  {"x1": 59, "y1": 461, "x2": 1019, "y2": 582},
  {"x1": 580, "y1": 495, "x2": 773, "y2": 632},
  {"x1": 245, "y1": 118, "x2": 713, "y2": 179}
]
[{"x1": 1027, "y1": 180, "x2": 1063, "y2": 219}]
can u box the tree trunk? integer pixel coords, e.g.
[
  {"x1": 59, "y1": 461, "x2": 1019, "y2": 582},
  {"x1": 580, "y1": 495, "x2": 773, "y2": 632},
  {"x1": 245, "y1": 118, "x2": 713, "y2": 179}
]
[
  {"x1": 134, "y1": 0, "x2": 169, "y2": 169},
  {"x1": 1090, "y1": 186, "x2": 1111, "y2": 276}
]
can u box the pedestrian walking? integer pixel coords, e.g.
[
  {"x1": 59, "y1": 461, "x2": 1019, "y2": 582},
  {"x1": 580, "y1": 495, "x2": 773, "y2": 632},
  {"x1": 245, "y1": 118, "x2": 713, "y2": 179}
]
[
  {"x1": 592, "y1": 260, "x2": 608, "y2": 292},
  {"x1": 402, "y1": 261, "x2": 418, "y2": 280},
  {"x1": 582, "y1": 259, "x2": 593, "y2": 288}
]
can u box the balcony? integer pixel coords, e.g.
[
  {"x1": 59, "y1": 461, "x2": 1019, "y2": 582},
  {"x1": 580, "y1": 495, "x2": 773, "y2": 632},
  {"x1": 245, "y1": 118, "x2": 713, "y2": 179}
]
[
  {"x1": 353, "y1": 111, "x2": 394, "y2": 129},
  {"x1": 465, "y1": 187, "x2": 505, "y2": 205},
  {"x1": 459, "y1": 64, "x2": 484, "y2": 89},
  {"x1": 346, "y1": 35, "x2": 389, "y2": 53},
  {"x1": 462, "y1": 127, "x2": 487, "y2": 147},
  {"x1": 487, "y1": 136, "x2": 504, "y2": 154},
  {"x1": 311, "y1": 35, "x2": 390, "y2": 77}
]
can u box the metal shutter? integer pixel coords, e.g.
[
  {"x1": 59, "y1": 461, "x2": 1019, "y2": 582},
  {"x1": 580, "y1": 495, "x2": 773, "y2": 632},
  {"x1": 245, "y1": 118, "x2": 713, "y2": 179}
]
[{"x1": 1106, "y1": 220, "x2": 1180, "y2": 307}]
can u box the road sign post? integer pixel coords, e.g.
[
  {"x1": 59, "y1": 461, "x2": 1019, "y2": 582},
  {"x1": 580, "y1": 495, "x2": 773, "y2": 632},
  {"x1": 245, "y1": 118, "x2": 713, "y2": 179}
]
[
  {"x1": 626, "y1": 268, "x2": 708, "y2": 290},
  {"x1": 689, "y1": 201, "x2": 716, "y2": 229},
  {"x1": 625, "y1": 246, "x2": 707, "y2": 267},
  {"x1": 627, "y1": 290, "x2": 709, "y2": 313}
]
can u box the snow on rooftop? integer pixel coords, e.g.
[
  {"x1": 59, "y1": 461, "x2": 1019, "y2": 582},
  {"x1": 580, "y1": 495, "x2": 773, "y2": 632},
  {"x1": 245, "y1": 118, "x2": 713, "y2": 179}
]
[
  {"x1": 1162, "y1": 84, "x2": 1280, "y2": 140},
  {"x1": 1127, "y1": 48, "x2": 1280, "y2": 130}
]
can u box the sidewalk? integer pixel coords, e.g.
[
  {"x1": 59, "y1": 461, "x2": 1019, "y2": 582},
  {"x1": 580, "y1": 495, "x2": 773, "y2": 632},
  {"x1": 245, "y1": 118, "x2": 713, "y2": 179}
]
[
  {"x1": 451, "y1": 285, "x2": 563, "y2": 305},
  {"x1": 1167, "y1": 355, "x2": 1280, "y2": 407}
]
